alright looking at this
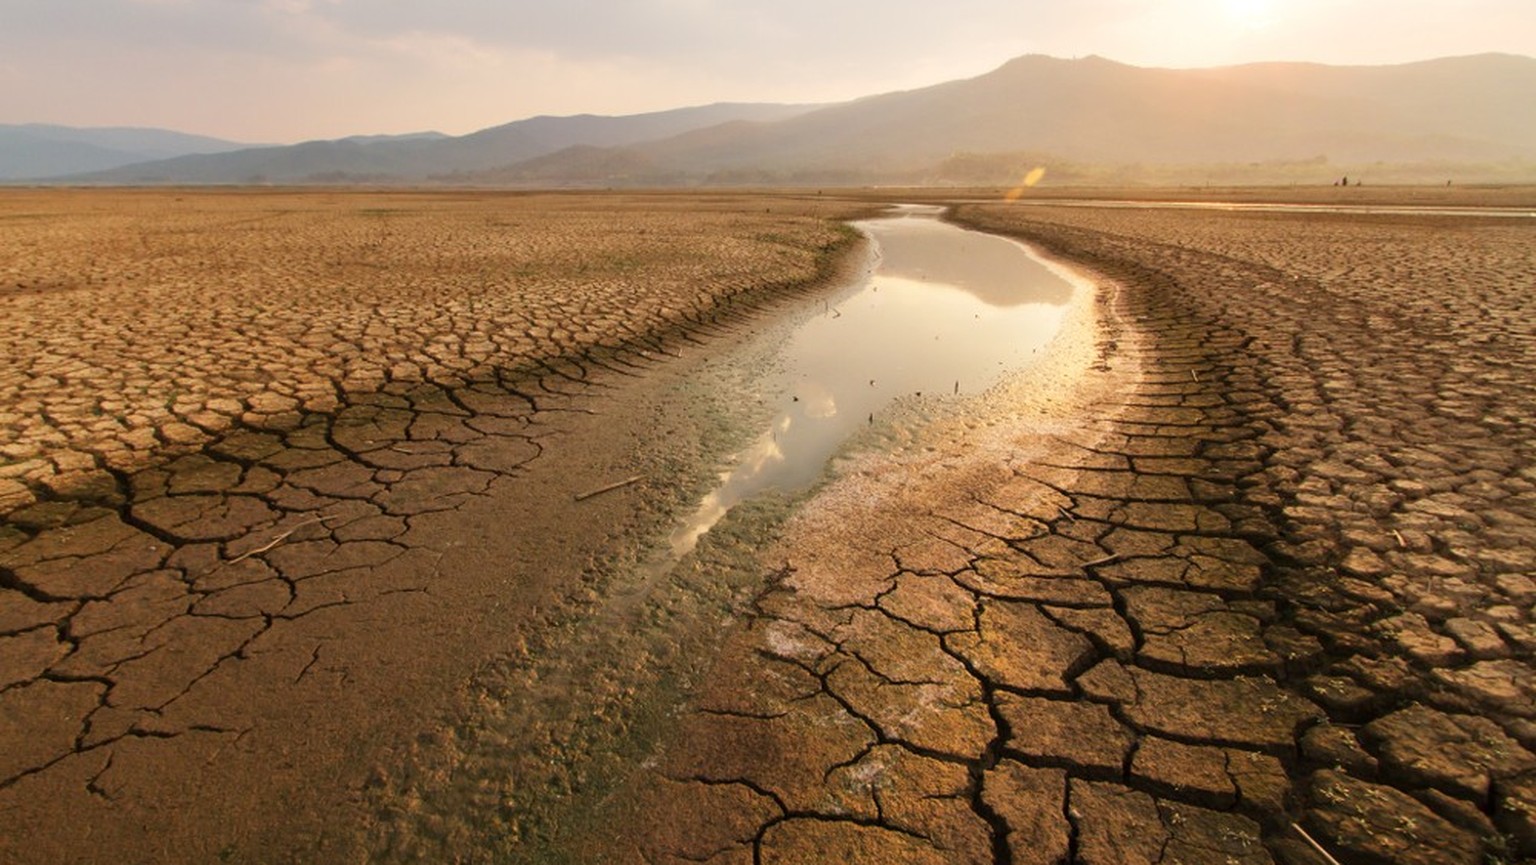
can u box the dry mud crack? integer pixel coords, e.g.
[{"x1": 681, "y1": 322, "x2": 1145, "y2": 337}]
[{"x1": 597, "y1": 199, "x2": 1536, "y2": 865}]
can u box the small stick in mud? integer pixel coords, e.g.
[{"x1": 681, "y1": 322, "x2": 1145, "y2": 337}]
[
  {"x1": 574, "y1": 475, "x2": 645, "y2": 502},
  {"x1": 229, "y1": 515, "x2": 342, "y2": 564},
  {"x1": 1290, "y1": 822, "x2": 1343, "y2": 865},
  {"x1": 1082, "y1": 552, "x2": 1121, "y2": 568}
]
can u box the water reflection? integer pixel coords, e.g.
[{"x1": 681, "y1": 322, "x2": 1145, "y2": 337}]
[
  {"x1": 670, "y1": 209, "x2": 1074, "y2": 557},
  {"x1": 864, "y1": 215, "x2": 1074, "y2": 307}
]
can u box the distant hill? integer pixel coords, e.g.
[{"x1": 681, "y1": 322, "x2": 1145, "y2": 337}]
[
  {"x1": 0, "y1": 124, "x2": 257, "y2": 180},
  {"x1": 494, "y1": 53, "x2": 1536, "y2": 185},
  {"x1": 335, "y1": 132, "x2": 450, "y2": 145},
  {"x1": 58, "y1": 103, "x2": 823, "y2": 185},
  {"x1": 26, "y1": 53, "x2": 1536, "y2": 186}
]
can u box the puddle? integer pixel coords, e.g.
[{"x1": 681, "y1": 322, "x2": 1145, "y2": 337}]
[{"x1": 669, "y1": 205, "x2": 1074, "y2": 556}]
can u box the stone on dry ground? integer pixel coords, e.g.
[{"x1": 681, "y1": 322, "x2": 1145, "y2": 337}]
[{"x1": 608, "y1": 198, "x2": 1536, "y2": 864}]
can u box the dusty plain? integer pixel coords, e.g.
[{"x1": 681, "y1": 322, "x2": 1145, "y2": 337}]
[{"x1": 1, "y1": 186, "x2": 1534, "y2": 864}]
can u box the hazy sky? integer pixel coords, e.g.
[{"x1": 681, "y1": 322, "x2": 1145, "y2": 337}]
[{"x1": 3, "y1": 0, "x2": 1533, "y2": 142}]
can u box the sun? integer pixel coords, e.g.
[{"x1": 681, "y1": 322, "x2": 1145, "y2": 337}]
[{"x1": 1224, "y1": 0, "x2": 1277, "y2": 32}]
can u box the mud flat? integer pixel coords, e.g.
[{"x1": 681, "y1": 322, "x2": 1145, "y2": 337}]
[{"x1": 596, "y1": 193, "x2": 1536, "y2": 865}]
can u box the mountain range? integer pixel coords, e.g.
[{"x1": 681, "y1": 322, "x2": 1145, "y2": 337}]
[
  {"x1": 10, "y1": 53, "x2": 1535, "y2": 186},
  {"x1": 0, "y1": 124, "x2": 264, "y2": 180}
]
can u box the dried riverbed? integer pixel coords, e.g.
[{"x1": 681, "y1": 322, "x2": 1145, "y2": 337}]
[{"x1": 4, "y1": 188, "x2": 1534, "y2": 865}]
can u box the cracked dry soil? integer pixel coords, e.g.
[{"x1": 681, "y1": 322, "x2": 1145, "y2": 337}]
[
  {"x1": 0, "y1": 189, "x2": 872, "y2": 863},
  {"x1": 592, "y1": 195, "x2": 1536, "y2": 865},
  {"x1": 3, "y1": 188, "x2": 1535, "y2": 865}
]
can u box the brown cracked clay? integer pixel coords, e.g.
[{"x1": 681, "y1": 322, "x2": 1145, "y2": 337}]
[{"x1": 5, "y1": 188, "x2": 1536, "y2": 865}]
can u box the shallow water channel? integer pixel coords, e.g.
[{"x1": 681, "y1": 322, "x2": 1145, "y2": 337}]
[
  {"x1": 670, "y1": 205, "x2": 1076, "y2": 555},
  {"x1": 384, "y1": 207, "x2": 1087, "y2": 858}
]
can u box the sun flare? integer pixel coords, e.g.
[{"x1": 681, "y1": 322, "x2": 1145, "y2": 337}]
[{"x1": 1224, "y1": 0, "x2": 1276, "y2": 31}]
